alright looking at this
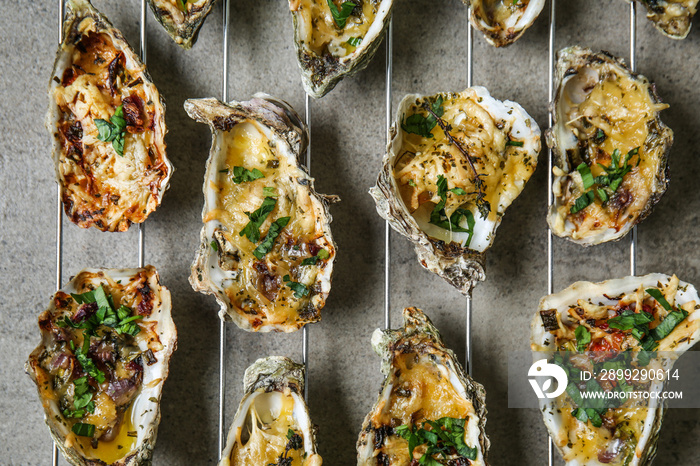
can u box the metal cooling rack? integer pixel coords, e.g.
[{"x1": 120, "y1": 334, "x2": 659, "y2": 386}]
[{"x1": 50, "y1": 1, "x2": 641, "y2": 464}]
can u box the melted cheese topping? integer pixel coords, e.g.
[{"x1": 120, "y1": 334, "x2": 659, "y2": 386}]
[
  {"x1": 292, "y1": 0, "x2": 378, "y2": 57},
  {"x1": 230, "y1": 393, "x2": 307, "y2": 465},
  {"x1": 73, "y1": 403, "x2": 137, "y2": 464},
  {"x1": 371, "y1": 352, "x2": 478, "y2": 464},
  {"x1": 52, "y1": 17, "x2": 168, "y2": 231},
  {"x1": 394, "y1": 91, "x2": 537, "y2": 252},
  {"x1": 554, "y1": 63, "x2": 669, "y2": 240},
  {"x1": 205, "y1": 120, "x2": 333, "y2": 329}
]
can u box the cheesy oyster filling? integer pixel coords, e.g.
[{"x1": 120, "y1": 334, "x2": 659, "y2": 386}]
[
  {"x1": 29, "y1": 274, "x2": 163, "y2": 463},
  {"x1": 552, "y1": 60, "x2": 669, "y2": 239},
  {"x1": 204, "y1": 119, "x2": 333, "y2": 329},
  {"x1": 290, "y1": 0, "x2": 379, "y2": 59},
  {"x1": 368, "y1": 352, "x2": 481, "y2": 465},
  {"x1": 537, "y1": 276, "x2": 696, "y2": 464},
  {"x1": 52, "y1": 15, "x2": 168, "y2": 231},
  {"x1": 395, "y1": 92, "x2": 537, "y2": 253},
  {"x1": 476, "y1": 0, "x2": 532, "y2": 28}
]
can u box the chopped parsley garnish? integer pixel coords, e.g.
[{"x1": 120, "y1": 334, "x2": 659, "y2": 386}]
[
  {"x1": 262, "y1": 186, "x2": 277, "y2": 197},
  {"x1": 301, "y1": 248, "x2": 330, "y2": 266},
  {"x1": 574, "y1": 325, "x2": 591, "y2": 352},
  {"x1": 505, "y1": 139, "x2": 524, "y2": 147},
  {"x1": 63, "y1": 376, "x2": 95, "y2": 419},
  {"x1": 327, "y1": 0, "x2": 356, "y2": 29},
  {"x1": 240, "y1": 197, "x2": 277, "y2": 243},
  {"x1": 347, "y1": 36, "x2": 362, "y2": 47},
  {"x1": 73, "y1": 340, "x2": 106, "y2": 384},
  {"x1": 59, "y1": 285, "x2": 142, "y2": 338},
  {"x1": 72, "y1": 422, "x2": 96, "y2": 437},
  {"x1": 210, "y1": 240, "x2": 219, "y2": 251},
  {"x1": 253, "y1": 217, "x2": 291, "y2": 260},
  {"x1": 95, "y1": 105, "x2": 127, "y2": 156},
  {"x1": 231, "y1": 166, "x2": 264, "y2": 184},
  {"x1": 395, "y1": 417, "x2": 477, "y2": 463},
  {"x1": 571, "y1": 407, "x2": 603, "y2": 428},
  {"x1": 429, "y1": 175, "x2": 476, "y2": 247},
  {"x1": 569, "y1": 147, "x2": 640, "y2": 214},
  {"x1": 645, "y1": 288, "x2": 672, "y2": 311},
  {"x1": 401, "y1": 96, "x2": 444, "y2": 139},
  {"x1": 449, "y1": 187, "x2": 467, "y2": 196},
  {"x1": 283, "y1": 275, "x2": 310, "y2": 299}
]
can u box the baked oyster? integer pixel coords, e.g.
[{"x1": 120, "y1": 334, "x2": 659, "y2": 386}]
[
  {"x1": 465, "y1": 0, "x2": 546, "y2": 47},
  {"x1": 370, "y1": 87, "x2": 541, "y2": 295},
  {"x1": 357, "y1": 307, "x2": 490, "y2": 465},
  {"x1": 547, "y1": 47, "x2": 673, "y2": 246},
  {"x1": 185, "y1": 95, "x2": 337, "y2": 332},
  {"x1": 531, "y1": 274, "x2": 700, "y2": 465},
  {"x1": 288, "y1": 0, "x2": 393, "y2": 98},
  {"x1": 26, "y1": 266, "x2": 177, "y2": 466},
  {"x1": 48, "y1": 0, "x2": 172, "y2": 232},
  {"x1": 634, "y1": 0, "x2": 698, "y2": 39},
  {"x1": 220, "y1": 357, "x2": 322, "y2": 466},
  {"x1": 147, "y1": 0, "x2": 217, "y2": 49}
]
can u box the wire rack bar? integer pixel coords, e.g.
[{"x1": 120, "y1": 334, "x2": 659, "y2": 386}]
[
  {"x1": 218, "y1": 0, "x2": 231, "y2": 458},
  {"x1": 465, "y1": 9, "x2": 474, "y2": 376},
  {"x1": 384, "y1": 18, "x2": 393, "y2": 331},
  {"x1": 303, "y1": 92, "x2": 311, "y2": 402},
  {"x1": 138, "y1": 1, "x2": 147, "y2": 268},
  {"x1": 546, "y1": 0, "x2": 556, "y2": 464},
  {"x1": 629, "y1": 2, "x2": 637, "y2": 277}
]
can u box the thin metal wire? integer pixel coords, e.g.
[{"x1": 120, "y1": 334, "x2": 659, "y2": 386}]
[
  {"x1": 546, "y1": 1, "x2": 556, "y2": 464},
  {"x1": 630, "y1": 2, "x2": 637, "y2": 277},
  {"x1": 303, "y1": 93, "x2": 311, "y2": 403},
  {"x1": 54, "y1": 1, "x2": 65, "y2": 464},
  {"x1": 466, "y1": 12, "x2": 473, "y2": 375},
  {"x1": 218, "y1": 0, "x2": 231, "y2": 458},
  {"x1": 138, "y1": 0, "x2": 147, "y2": 268},
  {"x1": 384, "y1": 19, "x2": 393, "y2": 331}
]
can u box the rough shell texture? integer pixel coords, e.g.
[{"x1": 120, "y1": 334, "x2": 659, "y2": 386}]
[
  {"x1": 219, "y1": 356, "x2": 321, "y2": 466},
  {"x1": 147, "y1": 0, "x2": 217, "y2": 49},
  {"x1": 465, "y1": 0, "x2": 546, "y2": 47},
  {"x1": 370, "y1": 88, "x2": 540, "y2": 296},
  {"x1": 288, "y1": 0, "x2": 394, "y2": 98},
  {"x1": 635, "y1": 0, "x2": 698, "y2": 39},
  {"x1": 531, "y1": 274, "x2": 700, "y2": 465},
  {"x1": 546, "y1": 47, "x2": 672, "y2": 246},
  {"x1": 185, "y1": 95, "x2": 337, "y2": 332},
  {"x1": 47, "y1": 0, "x2": 172, "y2": 232},
  {"x1": 25, "y1": 267, "x2": 177, "y2": 466},
  {"x1": 357, "y1": 307, "x2": 490, "y2": 465}
]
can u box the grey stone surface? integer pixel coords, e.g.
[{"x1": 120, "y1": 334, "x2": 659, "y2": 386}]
[{"x1": 1, "y1": 0, "x2": 699, "y2": 464}]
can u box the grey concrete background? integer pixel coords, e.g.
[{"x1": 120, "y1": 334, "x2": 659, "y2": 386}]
[{"x1": 1, "y1": 0, "x2": 698, "y2": 464}]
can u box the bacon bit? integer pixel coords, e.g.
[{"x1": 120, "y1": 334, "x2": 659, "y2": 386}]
[
  {"x1": 642, "y1": 304, "x2": 654, "y2": 314},
  {"x1": 589, "y1": 338, "x2": 613, "y2": 362},
  {"x1": 61, "y1": 66, "x2": 83, "y2": 87},
  {"x1": 54, "y1": 292, "x2": 72, "y2": 309},
  {"x1": 147, "y1": 111, "x2": 156, "y2": 131},
  {"x1": 135, "y1": 282, "x2": 154, "y2": 316},
  {"x1": 72, "y1": 301, "x2": 97, "y2": 323},
  {"x1": 596, "y1": 320, "x2": 609, "y2": 330},
  {"x1": 307, "y1": 241, "x2": 322, "y2": 257},
  {"x1": 122, "y1": 94, "x2": 145, "y2": 133},
  {"x1": 106, "y1": 52, "x2": 124, "y2": 96},
  {"x1": 254, "y1": 261, "x2": 281, "y2": 302},
  {"x1": 59, "y1": 120, "x2": 83, "y2": 159}
]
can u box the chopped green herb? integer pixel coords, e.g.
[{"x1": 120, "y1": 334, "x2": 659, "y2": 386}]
[
  {"x1": 428, "y1": 175, "x2": 476, "y2": 246},
  {"x1": 395, "y1": 417, "x2": 477, "y2": 463},
  {"x1": 570, "y1": 191, "x2": 594, "y2": 214},
  {"x1": 262, "y1": 187, "x2": 277, "y2": 197},
  {"x1": 407, "y1": 179, "x2": 417, "y2": 187},
  {"x1": 253, "y1": 217, "x2": 291, "y2": 259},
  {"x1": 210, "y1": 240, "x2": 219, "y2": 251},
  {"x1": 575, "y1": 325, "x2": 591, "y2": 352},
  {"x1": 283, "y1": 275, "x2": 310, "y2": 299},
  {"x1": 650, "y1": 309, "x2": 688, "y2": 341},
  {"x1": 95, "y1": 105, "x2": 127, "y2": 156},
  {"x1": 608, "y1": 309, "x2": 653, "y2": 331},
  {"x1": 576, "y1": 163, "x2": 594, "y2": 190},
  {"x1": 231, "y1": 166, "x2": 264, "y2": 184},
  {"x1": 176, "y1": 0, "x2": 188, "y2": 12},
  {"x1": 347, "y1": 36, "x2": 362, "y2": 47},
  {"x1": 301, "y1": 248, "x2": 330, "y2": 266},
  {"x1": 401, "y1": 96, "x2": 444, "y2": 139},
  {"x1": 72, "y1": 423, "x2": 95, "y2": 437},
  {"x1": 327, "y1": 0, "x2": 357, "y2": 29},
  {"x1": 219, "y1": 168, "x2": 229, "y2": 174},
  {"x1": 506, "y1": 139, "x2": 524, "y2": 147},
  {"x1": 646, "y1": 288, "x2": 672, "y2": 311},
  {"x1": 449, "y1": 187, "x2": 467, "y2": 196},
  {"x1": 240, "y1": 197, "x2": 277, "y2": 243}
]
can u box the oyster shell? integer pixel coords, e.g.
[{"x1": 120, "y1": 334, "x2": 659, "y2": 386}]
[
  {"x1": 47, "y1": 0, "x2": 172, "y2": 232},
  {"x1": 288, "y1": 0, "x2": 393, "y2": 98},
  {"x1": 26, "y1": 266, "x2": 177, "y2": 466},
  {"x1": 370, "y1": 87, "x2": 541, "y2": 295},
  {"x1": 147, "y1": 0, "x2": 217, "y2": 49},
  {"x1": 634, "y1": 0, "x2": 698, "y2": 39},
  {"x1": 531, "y1": 274, "x2": 700, "y2": 465},
  {"x1": 220, "y1": 356, "x2": 322, "y2": 466},
  {"x1": 357, "y1": 307, "x2": 490, "y2": 465},
  {"x1": 547, "y1": 47, "x2": 673, "y2": 246},
  {"x1": 465, "y1": 0, "x2": 546, "y2": 47},
  {"x1": 185, "y1": 95, "x2": 337, "y2": 332}
]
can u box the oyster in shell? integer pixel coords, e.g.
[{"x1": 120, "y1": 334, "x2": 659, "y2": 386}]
[
  {"x1": 547, "y1": 47, "x2": 673, "y2": 246},
  {"x1": 357, "y1": 307, "x2": 490, "y2": 465},
  {"x1": 370, "y1": 87, "x2": 540, "y2": 295},
  {"x1": 185, "y1": 95, "x2": 337, "y2": 332},
  {"x1": 288, "y1": 0, "x2": 393, "y2": 98},
  {"x1": 26, "y1": 266, "x2": 177, "y2": 466},
  {"x1": 220, "y1": 356, "x2": 322, "y2": 466},
  {"x1": 465, "y1": 0, "x2": 546, "y2": 47},
  {"x1": 531, "y1": 274, "x2": 700, "y2": 465},
  {"x1": 48, "y1": 0, "x2": 172, "y2": 232},
  {"x1": 147, "y1": 0, "x2": 217, "y2": 49},
  {"x1": 635, "y1": 0, "x2": 698, "y2": 39}
]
